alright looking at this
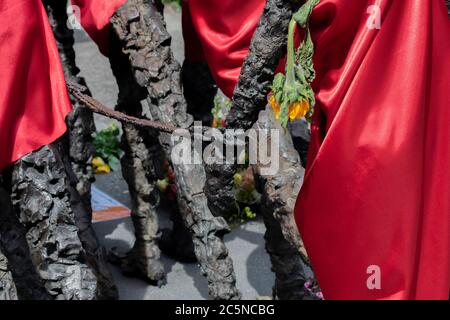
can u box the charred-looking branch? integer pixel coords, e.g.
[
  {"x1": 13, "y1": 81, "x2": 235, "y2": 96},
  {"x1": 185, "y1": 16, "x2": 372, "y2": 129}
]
[
  {"x1": 226, "y1": 0, "x2": 299, "y2": 130},
  {"x1": 43, "y1": 0, "x2": 117, "y2": 299},
  {"x1": 0, "y1": 185, "x2": 18, "y2": 300},
  {"x1": 108, "y1": 33, "x2": 166, "y2": 284},
  {"x1": 252, "y1": 110, "x2": 317, "y2": 300},
  {"x1": 180, "y1": 62, "x2": 239, "y2": 217},
  {"x1": 0, "y1": 249, "x2": 17, "y2": 300},
  {"x1": 110, "y1": 0, "x2": 241, "y2": 299},
  {"x1": 43, "y1": 0, "x2": 96, "y2": 204},
  {"x1": 8, "y1": 141, "x2": 99, "y2": 300},
  {"x1": 203, "y1": 0, "x2": 318, "y2": 298},
  {"x1": 205, "y1": 0, "x2": 300, "y2": 225},
  {"x1": 0, "y1": 179, "x2": 49, "y2": 300}
]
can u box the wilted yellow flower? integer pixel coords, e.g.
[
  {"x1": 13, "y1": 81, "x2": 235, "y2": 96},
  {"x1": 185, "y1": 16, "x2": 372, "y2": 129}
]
[
  {"x1": 289, "y1": 100, "x2": 310, "y2": 120},
  {"x1": 268, "y1": 95, "x2": 281, "y2": 119}
]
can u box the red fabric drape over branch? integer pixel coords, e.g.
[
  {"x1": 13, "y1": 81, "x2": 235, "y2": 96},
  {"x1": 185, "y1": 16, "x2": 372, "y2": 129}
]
[
  {"x1": 182, "y1": 0, "x2": 265, "y2": 97},
  {"x1": 0, "y1": 0, "x2": 72, "y2": 171},
  {"x1": 71, "y1": 0, "x2": 127, "y2": 55}
]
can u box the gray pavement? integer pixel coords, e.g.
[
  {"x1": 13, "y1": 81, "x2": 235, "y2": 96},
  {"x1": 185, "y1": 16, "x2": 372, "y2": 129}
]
[{"x1": 74, "y1": 5, "x2": 274, "y2": 300}]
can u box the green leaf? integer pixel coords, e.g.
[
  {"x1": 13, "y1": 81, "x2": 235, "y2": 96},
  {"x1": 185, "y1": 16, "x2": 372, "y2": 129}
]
[
  {"x1": 92, "y1": 122, "x2": 123, "y2": 170},
  {"x1": 272, "y1": 73, "x2": 286, "y2": 93},
  {"x1": 107, "y1": 155, "x2": 120, "y2": 172},
  {"x1": 292, "y1": 0, "x2": 320, "y2": 27}
]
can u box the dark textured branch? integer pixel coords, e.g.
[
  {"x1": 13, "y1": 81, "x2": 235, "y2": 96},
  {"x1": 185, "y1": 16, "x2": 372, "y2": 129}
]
[
  {"x1": 204, "y1": 0, "x2": 299, "y2": 241},
  {"x1": 0, "y1": 249, "x2": 17, "y2": 300},
  {"x1": 110, "y1": 0, "x2": 240, "y2": 299},
  {"x1": 203, "y1": 0, "x2": 318, "y2": 299},
  {"x1": 0, "y1": 180, "x2": 49, "y2": 300},
  {"x1": 252, "y1": 110, "x2": 317, "y2": 299},
  {"x1": 0, "y1": 185, "x2": 19, "y2": 301},
  {"x1": 108, "y1": 33, "x2": 166, "y2": 284},
  {"x1": 226, "y1": 0, "x2": 298, "y2": 130},
  {"x1": 9, "y1": 141, "x2": 98, "y2": 300},
  {"x1": 44, "y1": 0, "x2": 117, "y2": 299}
]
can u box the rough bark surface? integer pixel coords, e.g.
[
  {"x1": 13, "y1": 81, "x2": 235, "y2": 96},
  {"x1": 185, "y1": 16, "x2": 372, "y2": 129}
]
[
  {"x1": 252, "y1": 110, "x2": 317, "y2": 299},
  {"x1": 181, "y1": 60, "x2": 239, "y2": 217},
  {"x1": 201, "y1": 0, "x2": 318, "y2": 299},
  {"x1": 0, "y1": 249, "x2": 17, "y2": 300},
  {"x1": 110, "y1": 0, "x2": 240, "y2": 299},
  {"x1": 44, "y1": 0, "x2": 95, "y2": 212},
  {"x1": 44, "y1": 0, "x2": 118, "y2": 299},
  {"x1": 108, "y1": 34, "x2": 166, "y2": 284},
  {"x1": 0, "y1": 182, "x2": 18, "y2": 301},
  {"x1": 203, "y1": 0, "x2": 300, "y2": 242},
  {"x1": 204, "y1": 163, "x2": 240, "y2": 218},
  {"x1": 9, "y1": 142, "x2": 99, "y2": 300},
  {"x1": 0, "y1": 181, "x2": 49, "y2": 300}
]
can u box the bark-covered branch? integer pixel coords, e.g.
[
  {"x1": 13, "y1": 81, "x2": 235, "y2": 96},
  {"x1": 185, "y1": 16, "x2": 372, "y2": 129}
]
[
  {"x1": 108, "y1": 33, "x2": 166, "y2": 284},
  {"x1": 0, "y1": 180, "x2": 49, "y2": 300},
  {"x1": 110, "y1": 0, "x2": 240, "y2": 299},
  {"x1": 204, "y1": 0, "x2": 318, "y2": 299},
  {"x1": 252, "y1": 110, "x2": 317, "y2": 299},
  {"x1": 9, "y1": 142, "x2": 98, "y2": 300},
  {"x1": 203, "y1": 0, "x2": 300, "y2": 242},
  {"x1": 226, "y1": 0, "x2": 299, "y2": 130},
  {"x1": 0, "y1": 249, "x2": 17, "y2": 300},
  {"x1": 44, "y1": 0, "x2": 118, "y2": 299}
]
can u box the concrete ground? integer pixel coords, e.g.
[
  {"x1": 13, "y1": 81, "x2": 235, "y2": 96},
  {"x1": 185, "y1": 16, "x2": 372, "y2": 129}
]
[{"x1": 74, "y1": 5, "x2": 274, "y2": 300}]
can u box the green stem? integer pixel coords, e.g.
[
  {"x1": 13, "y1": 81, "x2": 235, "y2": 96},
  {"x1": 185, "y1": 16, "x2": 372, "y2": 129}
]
[{"x1": 286, "y1": 18, "x2": 297, "y2": 85}]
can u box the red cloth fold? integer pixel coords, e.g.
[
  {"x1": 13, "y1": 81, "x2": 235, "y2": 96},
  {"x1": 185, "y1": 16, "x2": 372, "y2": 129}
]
[
  {"x1": 0, "y1": 0, "x2": 72, "y2": 171},
  {"x1": 71, "y1": 0, "x2": 127, "y2": 55},
  {"x1": 3, "y1": 0, "x2": 446, "y2": 299},
  {"x1": 184, "y1": 0, "x2": 450, "y2": 299},
  {"x1": 296, "y1": 0, "x2": 450, "y2": 300},
  {"x1": 183, "y1": 0, "x2": 265, "y2": 97}
]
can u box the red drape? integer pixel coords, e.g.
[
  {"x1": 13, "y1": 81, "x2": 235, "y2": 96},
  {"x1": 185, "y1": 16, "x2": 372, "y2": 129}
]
[
  {"x1": 71, "y1": 0, "x2": 127, "y2": 55},
  {"x1": 4, "y1": 0, "x2": 447, "y2": 299},
  {"x1": 183, "y1": 0, "x2": 265, "y2": 97},
  {"x1": 184, "y1": 0, "x2": 450, "y2": 299},
  {"x1": 296, "y1": 0, "x2": 450, "y2": 300},
  {"x1": 0, "y1": 0, "x2": 72, "y2": 172}
]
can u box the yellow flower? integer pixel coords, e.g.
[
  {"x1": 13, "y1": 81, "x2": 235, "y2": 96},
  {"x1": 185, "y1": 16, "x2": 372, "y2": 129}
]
[
  {"x1": 95, "y1": 165, "x2": 111, "y2": 174},
  {"x1": 92, "y1": 156, "x2": 106, "y2": 167},
  {"x1": 289, "y1": 100, "x2": 310, "y2": 120},
  {"x1": 269, "y1": 95, "x2": 281, "y2": 119},
  {"x1": 92, "y1": 156, "x2": 111, "y2": 174}
]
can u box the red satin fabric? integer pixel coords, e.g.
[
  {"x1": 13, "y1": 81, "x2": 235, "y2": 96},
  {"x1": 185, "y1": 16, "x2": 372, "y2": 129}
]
[
  {"x1": 0, "y1": 0, "x2": 72, "y2": 172},
  {"x1": 296, "y1": 0, "x2": 450, "y2": 300},
  {"x1": 185, "y1": 0, "x2": 450, "y2": 299},
  {"x1": 183, "y1": 0, "x2": 265, "y2": 97},
  {"x1": 71, "y1": 0, "x2": 127, "y2": 55}
]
